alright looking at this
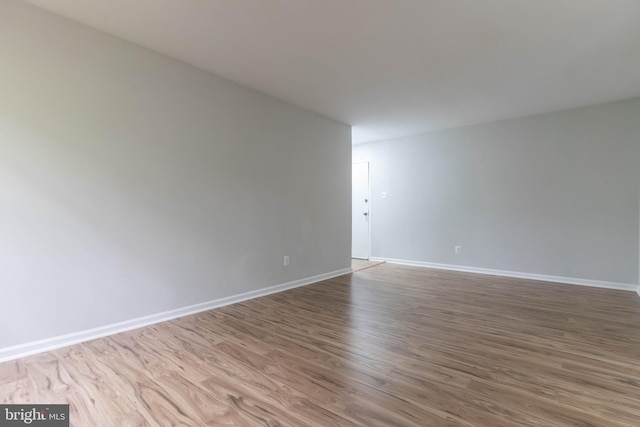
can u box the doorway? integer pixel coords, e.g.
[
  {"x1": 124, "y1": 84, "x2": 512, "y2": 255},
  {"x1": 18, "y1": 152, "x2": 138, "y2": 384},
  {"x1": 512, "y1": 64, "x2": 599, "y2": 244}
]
[{"x1": 352, "y1": 161, "x2": 370, "y2": 259}]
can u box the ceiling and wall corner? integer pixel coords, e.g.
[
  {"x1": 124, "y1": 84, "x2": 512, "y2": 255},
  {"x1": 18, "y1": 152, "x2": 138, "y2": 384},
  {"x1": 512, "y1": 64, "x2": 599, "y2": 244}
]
[{"x1": 18, "y1": 0, "x2": 640, "y2": 144}]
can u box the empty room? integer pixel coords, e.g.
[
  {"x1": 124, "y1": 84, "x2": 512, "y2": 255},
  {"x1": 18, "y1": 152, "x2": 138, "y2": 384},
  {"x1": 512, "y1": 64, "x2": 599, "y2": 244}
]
[{"x1": 1, "y1": 0, "x2": 640, "y2": 426}]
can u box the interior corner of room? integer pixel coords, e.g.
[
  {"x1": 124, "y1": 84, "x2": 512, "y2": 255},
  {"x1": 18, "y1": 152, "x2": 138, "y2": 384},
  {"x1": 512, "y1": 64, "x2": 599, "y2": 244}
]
[
  {"x1": 351, "y1": 98, "x2": 640, "y2": 292},
  {"x1": 1, "y1": 0, "x2": 640, "y2": 423},
  {"x1": 2, "y1": 0, "x2": 640, "y2": 364}
]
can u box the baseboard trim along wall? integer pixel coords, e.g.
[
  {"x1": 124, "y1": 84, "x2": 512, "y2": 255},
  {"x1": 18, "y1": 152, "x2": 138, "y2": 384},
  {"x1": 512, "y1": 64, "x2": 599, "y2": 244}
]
[
  {"x1": 636, "y1": 286, "x2": 640, "y2": 298},
  {"x1": 370, "y1": 257, "x2": 638, "y2": 292},
  {"x1": 0, "y1": 267, "x2": 353, "y2": 363}
]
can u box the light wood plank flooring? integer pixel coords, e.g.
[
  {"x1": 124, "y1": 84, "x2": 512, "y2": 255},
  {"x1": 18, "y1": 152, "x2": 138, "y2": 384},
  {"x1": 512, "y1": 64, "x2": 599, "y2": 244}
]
[{"x1": 2, "y1": 263, "x2": 640, "y2": 426}]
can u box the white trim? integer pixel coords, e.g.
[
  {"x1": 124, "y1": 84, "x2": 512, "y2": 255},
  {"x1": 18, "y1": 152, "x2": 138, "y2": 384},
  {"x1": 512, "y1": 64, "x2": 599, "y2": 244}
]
[
  {"x1": 0, "y1": 267, "x2": 352, "y2": 363},
  {"x1": 370, "y1": 257, "x2": 637, "y2": 292},
  {"x1": 636, "y1": 286, "x2": 640, "y2": 298}
]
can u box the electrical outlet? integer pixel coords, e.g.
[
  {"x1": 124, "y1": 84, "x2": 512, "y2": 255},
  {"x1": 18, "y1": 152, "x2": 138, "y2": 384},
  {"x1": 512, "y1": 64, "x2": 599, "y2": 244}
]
[
  {"x1": 381, "y1": 191, "x2": 387, "y2": 198},
  {"x1": 454, "y1": 246, "x2": 462, "y2": 255},
  {"x1": 284, "y1": 255, "x2": 290, "y2": 266}
]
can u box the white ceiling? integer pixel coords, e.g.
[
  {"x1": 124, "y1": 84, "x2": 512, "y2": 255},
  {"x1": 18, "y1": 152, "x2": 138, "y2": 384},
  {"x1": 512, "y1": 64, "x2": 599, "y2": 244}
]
[{"x1": 21, "y1": 0, "x2": 640, "y2": 143}]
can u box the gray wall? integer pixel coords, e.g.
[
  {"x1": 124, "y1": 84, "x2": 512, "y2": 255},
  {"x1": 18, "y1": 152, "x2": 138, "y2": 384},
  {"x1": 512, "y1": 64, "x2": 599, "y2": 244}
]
[
  {"x1": 0, "y1": 0, "x2": 351, "y2": 349},
  {"x1": 354, "y1": 98, "x2": 640, "y2": 285}
]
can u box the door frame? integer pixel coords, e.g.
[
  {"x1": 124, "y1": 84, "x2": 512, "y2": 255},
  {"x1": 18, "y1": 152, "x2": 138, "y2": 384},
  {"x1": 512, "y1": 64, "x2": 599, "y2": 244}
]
[{"x1": 352, "y1": 160, "x2": 372, "y2": 260}]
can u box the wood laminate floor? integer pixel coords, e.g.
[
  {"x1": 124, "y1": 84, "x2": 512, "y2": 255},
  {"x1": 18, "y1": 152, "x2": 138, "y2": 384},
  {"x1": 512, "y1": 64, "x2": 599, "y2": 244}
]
[{"x1": 2, "y1": 263, "x2": 640, "y2": 426}]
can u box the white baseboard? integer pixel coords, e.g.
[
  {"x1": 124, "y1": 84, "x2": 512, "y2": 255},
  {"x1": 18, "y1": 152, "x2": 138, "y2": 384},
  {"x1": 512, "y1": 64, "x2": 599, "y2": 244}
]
[
  {"x1": 0, "y1": 267, "x2": 352, "y2": 364},
  {"x1": 636, "y1": 286, "x2": 640, "y2": 298},
  {"x1": 370, "y1": 257, "x2": 637, "y2": 292}
]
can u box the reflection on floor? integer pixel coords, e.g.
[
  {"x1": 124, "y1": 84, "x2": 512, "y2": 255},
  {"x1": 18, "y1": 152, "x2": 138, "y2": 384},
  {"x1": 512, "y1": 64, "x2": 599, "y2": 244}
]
[{"x1": 351, "y1": 258, "x2": 385, "y2": 272}]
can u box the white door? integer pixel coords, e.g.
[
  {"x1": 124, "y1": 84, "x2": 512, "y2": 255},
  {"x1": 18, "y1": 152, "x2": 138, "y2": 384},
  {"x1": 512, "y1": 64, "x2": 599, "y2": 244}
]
[{"x1": 352, "y1": 161, "x2": 370, "y2": 259}]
